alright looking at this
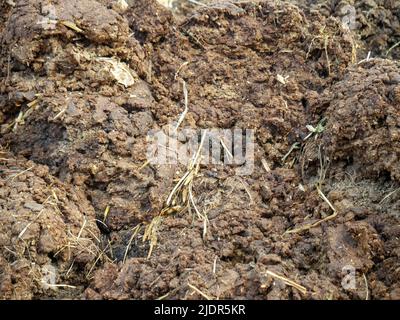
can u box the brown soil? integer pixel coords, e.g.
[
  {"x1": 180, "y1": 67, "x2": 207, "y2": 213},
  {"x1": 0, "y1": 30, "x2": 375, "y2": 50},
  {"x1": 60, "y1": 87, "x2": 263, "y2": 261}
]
[
  {"x1": 0, "y1": 0, "x2": 399, "y2": 300},
  {"x1": 0, "y1": 149, "x2": 99, "y2": 299},
  {"x1": 290, "y1": 0, "x2": 400, "y2": 59}
]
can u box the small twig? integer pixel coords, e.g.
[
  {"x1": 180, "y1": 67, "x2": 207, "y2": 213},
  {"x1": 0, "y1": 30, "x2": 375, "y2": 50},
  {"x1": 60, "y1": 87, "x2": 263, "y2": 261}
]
[
  {"x1": 103, "y1": 205, "x2": 110, "y2": 222},
  {"x1": 357, "y1": 51, "x2": 374, "y2": 64},
  {"x1": 6, "y1": 54, "x2": 11, "y2": 84},
  {"x1": 379, "y1": 188, "x2": 399, "y2": 204},
  {"x1": 86, "y1": 243, "x2": 110, "y2": 279},
  {"x1": 138, "y1": 159, "x2": 150, "y2": 171},
  {"x1": 265, "y1": 270, "x2": 307, "y2": 295},
  {"x1": 187, "y1": 0, "x2": 208, "y2": 7},
  {"x1": 324, "y1": 35, "x2": 331, "y2": 76},
  {"x1": 386, "y1": 41, "x2": 400, "y2": 57},
  {"x1": 41, "y1": 282, "x2": 76, "y2": 289},
  {"x1": 145, "y1": 130, "x2": 208, "y2": 257},
  {"x1": 166, "y1": 130, "x2": 207, "y2": 206},
  {"x1": 174, "y1": 61, "x2": 189, "y2": 80},
  {"x1": 123, "y1": 224, "x2": 142, "y2": 264},
  {"x1": 53, "y1": 107, "x2": 67, "y2": 120},
  {"x1": 363, "y1": 273, "x2": 369, "y2": 301},
  {"x1": 188, "y1": 283, "x2": 213, "y2": 300},
  {"x1": 285, "y1": 186, "x2": 337, "y2": 234},
  {"x1": 157, "y1": 286, "x2": 181, "y2": 300},
  {"x1": 174, "y1": 80, "x2": 189, "y2": 132},
  {"x1": 282, "y1": 142, "x2": 300, "y2": 163},
  {"x1": 188, "y1": 183, "x2": 203, "y2": 220},
  {"x1": 236, "y1": 176, "x2": 253, "y2": 204},
  {"x1": 213, "y1": 256, "x2": 218, "y2": 274},
  {"x1": 220, "y1": 139, "x2": 233, "y2": 160},
  {"x1": 261, "y1": 158, "x2": 271, "y2": 172},
  {"x1": 191, "y1": 129, "x2": 208, "y2": 168},
  {"x1": 18, "y1": 210, "x2": 44, "y2": 239},
  {"x1": 143, "y1": 216, "x2": 163, "y2": 259},
  {"x1": 59, "y1": 20, "x2": 83, "y2": 33},
  {"x1": 3, "y1": 246, "x2": 17, "y2": 256},
  {"x1": 65, "y1": 259, "x2": 76, "y2": 277},
  {"x1": 76, "y1": 216, "x2": 87, "y2": 240},
  {"x1": 147, "y1": 60, "x2": 152, "y2": 83},
  {"x1": 166, "y1": 171, "x2": 191, "y2": 207}
]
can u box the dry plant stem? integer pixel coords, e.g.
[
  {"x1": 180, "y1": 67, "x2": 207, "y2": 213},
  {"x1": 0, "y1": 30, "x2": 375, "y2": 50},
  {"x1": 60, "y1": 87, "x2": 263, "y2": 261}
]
[
  {"x1": 144, "y1": 130, "x2": 208, "y2": 258},
  {"x1": 166, "y1": 170, "x2": 191, "y2": 206},
  {"x1": 285, "y1": 186, "x2": 337, "y2": 234},
  {"x1": 188, "y1": 282, "x2": 213, "y2": 300},
  {"x1": 59, "y1": 20, "x2": 83, "y2": 33},
  {"x1": 363, "y1": 273, "x2": 369, "y2": 300},
  {"x1": 139, "y1": 159, "x2": 150, "y2": 171},
  {"x1": 66, "y1": 258, "x2": 76, "y2": 277},
  {"x1": 306, "y1": 27, "x2": 331, "y2": 76},
  {"x1": 282, "y1": 142, "x2": 300, "y2": 162},
  {"x1": 76, "y1": 216, "x2": 87, "y2": 240},
  {"x1": 191, "y1": 129, "x2": 208, "y2": 167},
  {"x1": 174, "y1": 80, "x2": 189, "y2": 132},
  {"x1": 18, "y1": 194, "x2": 53, "y2": 239},
  {"x1": 324, "y1": 35, "x2": 331, "y2": 76},
  {"x1": 103, "y1": 205, "x2": 110, "y2": 222},
  {"x1": 189, "y1": 183, "x2": 202, "y2": 220},
  {"x1": 53, "y1": 107, "x2": 67, "y2": 120},
  {"x1": 188, "y1": 0, "x2": 208, "y2": 7},
  {"x1": 166, "y1": 129, "x2": 208, "y2": 206},
  {"x1": 6, "y1": 54, "x2": 10, "y2": 84},
  {"x1": 220, "y1": 139, "x2": 233, "y2": 159},
  {"x1": 6, "y1": 166, "x2": 33, "y2": 182},
  {"x1": 123, "y1": 224, "x2": 142, "y2": 264},
  {"x1": 261, "y1": 158, "x2": 271, "y2": 172},
  {"x1": 86, "y1": 242, "x2": 111, "y2": 279},
  {"x1": 380, "y1": 188, "x2": 399, "y2": 204},
  {"x1": 236, "y1": 177, "x2": 253, "y2": 204},
  {"x1": 386, "y1": 41, "x2": 400, "y2": 56},
  {"x1": 213, "y1": 256, "x2": 217, "y2": 274},
  {"x1": 157, "y1": 286, "x2": 181, "y2": 300},
  {"x1": 41, "y1": 282, "x2": 76, "y2": 289},
  {"x1": 317, "y1": 144, "x2": 329, "y2": 187},
  {"x1": 18, "y1": 209, "x2": 44, "y2": 239},
  {"x1": 265, "y1": 270, "x2": 307, "y2": 295},
  {"x1": 174, "y1": 61, "x2": 189, "y2": 80},
  {"x1": 143, "y1": 215, "x2": 164, "y2": 259}
]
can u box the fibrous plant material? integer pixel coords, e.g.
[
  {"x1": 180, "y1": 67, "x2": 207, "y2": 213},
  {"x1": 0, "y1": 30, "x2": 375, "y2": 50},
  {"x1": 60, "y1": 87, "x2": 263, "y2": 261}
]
[
  {"x1": 1, "y1": 0, "x2": 400, "y2": 301},
  {"x1": 143, "y1": 129, "x2": 209, "y2": 257},
  {"x1": 263, "y1": 270, "x2": 307, "y2": 295},
  {"x1": 285, "y1": 186, "x2": 337, "y2": 234}
]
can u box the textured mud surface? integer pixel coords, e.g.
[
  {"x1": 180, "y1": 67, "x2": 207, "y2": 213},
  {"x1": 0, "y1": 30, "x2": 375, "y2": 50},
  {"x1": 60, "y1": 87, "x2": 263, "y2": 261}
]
[
  {"x1": 1, "y1": 0, "x2": 399, "y2": 300},
  {"x1": 0, "y1": 149, "x2": 99, "y2": 299},
  {"x1": 290, "y1": 0, "x2": 400, "y2": 59}
]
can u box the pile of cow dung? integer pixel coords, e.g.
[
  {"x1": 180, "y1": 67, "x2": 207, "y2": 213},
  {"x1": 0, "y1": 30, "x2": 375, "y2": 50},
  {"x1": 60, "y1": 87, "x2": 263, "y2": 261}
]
[{"x1": 0, "y1": 0, "x2": 399, "y2": 300}]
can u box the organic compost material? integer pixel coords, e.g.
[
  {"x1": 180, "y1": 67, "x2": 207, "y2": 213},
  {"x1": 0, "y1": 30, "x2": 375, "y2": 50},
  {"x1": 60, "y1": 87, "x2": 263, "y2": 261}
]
[{"x1": 0, "y1": 0, "x2": 399, "y2": 300}]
